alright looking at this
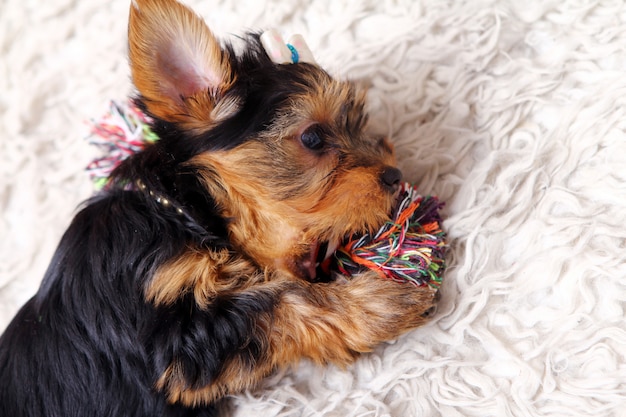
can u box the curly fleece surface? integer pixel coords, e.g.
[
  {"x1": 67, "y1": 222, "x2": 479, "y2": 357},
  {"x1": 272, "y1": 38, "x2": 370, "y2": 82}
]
[{"x1": 1, "y1": 1, "x2": 626, "y2": 416}]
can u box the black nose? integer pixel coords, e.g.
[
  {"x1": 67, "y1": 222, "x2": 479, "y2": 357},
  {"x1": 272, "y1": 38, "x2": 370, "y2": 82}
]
[{"x1": 380, "y1": 166, "x2": 402, "y2": 191}]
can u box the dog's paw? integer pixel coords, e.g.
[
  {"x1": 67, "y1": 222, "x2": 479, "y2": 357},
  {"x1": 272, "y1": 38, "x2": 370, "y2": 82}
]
[{"x1": 338, "y1": 271, "x2": 440, "y2": 345}]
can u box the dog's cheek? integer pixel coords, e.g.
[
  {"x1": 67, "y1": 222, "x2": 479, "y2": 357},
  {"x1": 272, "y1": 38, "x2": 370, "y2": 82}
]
[{"x1": 309, "y1": 167, "x2": 395, "y2": 235}]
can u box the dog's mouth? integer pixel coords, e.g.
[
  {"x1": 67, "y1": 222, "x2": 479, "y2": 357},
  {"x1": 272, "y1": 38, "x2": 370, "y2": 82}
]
[{"x1": 295, "y1": 240, "x2": 340, "y2": 282}]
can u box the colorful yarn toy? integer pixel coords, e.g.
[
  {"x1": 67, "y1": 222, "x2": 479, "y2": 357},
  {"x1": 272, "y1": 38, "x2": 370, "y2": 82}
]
[
  {"x1": 333, "y1": 184, "x2": 446, "y2": 289},
  {"x1": 86, "y1": 100, "x2": 157, "y2": 190},
  {"x1": 87, "y1": 100, "x2": 447, "y2": 287}
]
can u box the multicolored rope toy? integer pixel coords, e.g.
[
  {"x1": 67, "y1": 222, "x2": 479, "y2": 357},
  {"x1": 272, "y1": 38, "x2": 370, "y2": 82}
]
[
  {"x1": 333, "y1": 184, "x2": 446, "y2": 289},
  {"x1": 86, "y1": 100, "x2": 157, "y2": 190},
  {"x1": 87, "y1": 100, "x2": 447, "y2": 287}
]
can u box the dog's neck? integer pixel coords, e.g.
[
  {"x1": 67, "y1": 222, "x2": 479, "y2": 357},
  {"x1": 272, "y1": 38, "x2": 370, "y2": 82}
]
[{"x1": 132, "y1": 178, "x2": 231, "y2": 246}]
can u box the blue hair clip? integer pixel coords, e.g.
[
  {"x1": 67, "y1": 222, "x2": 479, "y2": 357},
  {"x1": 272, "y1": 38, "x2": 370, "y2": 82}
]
[
  {"x1": 286, "y1": 43, "x2": 299, "y2": 64},
  {"x1": 260, "y1": 30, "x2": 317, "y2": 65}
]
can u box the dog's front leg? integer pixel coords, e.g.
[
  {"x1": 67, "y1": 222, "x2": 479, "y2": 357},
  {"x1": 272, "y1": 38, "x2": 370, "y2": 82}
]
[
  {"x1": 268, "y1": 271, "x2": 438, "y2": 366},
  {"x1": 145, "y1": 253, "x2": 436, "y2": 408}
]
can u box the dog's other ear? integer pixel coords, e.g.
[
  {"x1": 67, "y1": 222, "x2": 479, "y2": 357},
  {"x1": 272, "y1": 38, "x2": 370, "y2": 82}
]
[{"x1": 128, "y1": 0, "x2": 237, "y2": 131}]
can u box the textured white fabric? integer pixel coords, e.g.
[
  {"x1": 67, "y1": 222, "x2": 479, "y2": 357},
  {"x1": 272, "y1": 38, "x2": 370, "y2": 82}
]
[{"x1": 2, "y1": 0, "x2": 626, "y2": 416}]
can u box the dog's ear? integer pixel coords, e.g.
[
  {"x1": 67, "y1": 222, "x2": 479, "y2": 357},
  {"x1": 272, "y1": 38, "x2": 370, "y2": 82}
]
[{"x1": 128, "y1": 0, "x2": 237, "y2": 131}]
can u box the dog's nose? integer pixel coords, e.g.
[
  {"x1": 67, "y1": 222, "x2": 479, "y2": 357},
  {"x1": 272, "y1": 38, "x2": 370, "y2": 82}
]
[{"x1": 380, "y1": 166, "x2": 402, "y2": 191}]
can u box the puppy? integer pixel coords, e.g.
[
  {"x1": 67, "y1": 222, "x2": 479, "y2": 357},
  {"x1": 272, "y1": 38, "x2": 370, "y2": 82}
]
[{"x1": 0, "y1": 0, "x2": 438, "y2": 415}]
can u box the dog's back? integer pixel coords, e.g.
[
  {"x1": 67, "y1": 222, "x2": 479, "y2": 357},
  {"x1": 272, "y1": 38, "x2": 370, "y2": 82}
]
[{"x1": 0, "y1": 192, "x2": 222, "y2": 416}]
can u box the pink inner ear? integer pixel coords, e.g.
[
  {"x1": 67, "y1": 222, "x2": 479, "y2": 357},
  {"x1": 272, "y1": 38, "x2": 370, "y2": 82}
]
[{"x1": 156, "y1": 41, "x2": 222, "y2": 102}]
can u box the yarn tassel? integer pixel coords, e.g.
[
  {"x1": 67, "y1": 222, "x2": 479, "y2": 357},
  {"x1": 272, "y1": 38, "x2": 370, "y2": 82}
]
[
  {"x1": 334, "y1": 183, "x2": 447, "y2": 288},
  {"x1": 86, "y1": 99, "x2": 157, "y2": 189}
]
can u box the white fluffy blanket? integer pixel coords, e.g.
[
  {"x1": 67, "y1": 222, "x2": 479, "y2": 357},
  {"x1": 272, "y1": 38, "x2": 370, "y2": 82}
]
[{"x1": 2, "y1": 0, "x2": 625, "y2": 415}]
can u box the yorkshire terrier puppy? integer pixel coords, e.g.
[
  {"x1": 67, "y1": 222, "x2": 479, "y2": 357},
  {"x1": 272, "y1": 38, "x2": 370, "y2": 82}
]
[{"x1": 0, "y1": 0, "x2": 438, "y2": 415}]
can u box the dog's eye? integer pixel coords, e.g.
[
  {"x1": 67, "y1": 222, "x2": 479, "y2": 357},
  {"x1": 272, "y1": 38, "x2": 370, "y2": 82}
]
[{"x1": 300, "y1": 125, "x2": 325, "y2": 150}]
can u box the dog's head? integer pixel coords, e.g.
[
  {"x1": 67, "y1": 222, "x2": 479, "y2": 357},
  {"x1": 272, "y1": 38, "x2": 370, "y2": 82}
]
[{"x1": 124, "y1": 0, "x2": 402, "y2": 281}]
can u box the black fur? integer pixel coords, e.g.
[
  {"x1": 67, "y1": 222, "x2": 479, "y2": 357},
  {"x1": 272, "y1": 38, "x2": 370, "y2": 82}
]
[
  {"x1": 0, "y1": 191, "x2": 232, "y2": 416},
  {"x1": 0, "y1": 34, "x2": 314, "y2": 417}
]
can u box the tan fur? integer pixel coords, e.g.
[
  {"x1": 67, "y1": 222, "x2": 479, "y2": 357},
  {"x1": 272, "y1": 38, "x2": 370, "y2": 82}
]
[
  {"x1": 128, "y1": 0, "x2": 237, "y2": 132},
  {"x1": 146, "y1": 250, "x2": 260, "y2": 309}
]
